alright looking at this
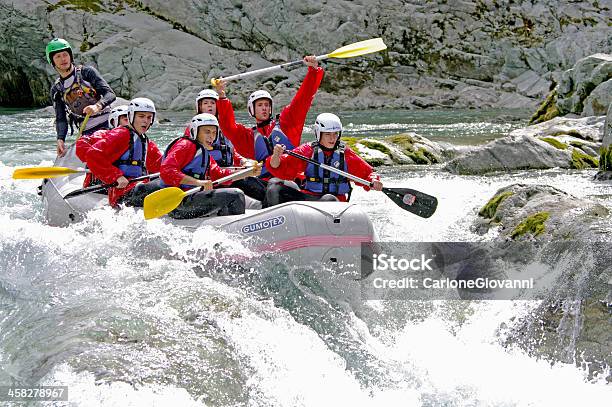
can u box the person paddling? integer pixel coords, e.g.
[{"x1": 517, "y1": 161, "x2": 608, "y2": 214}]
[
  {"x1": 76, "y1": 105, "x2": 128, "y2": 188},
  {"x1": 159, "y1": 113, "x2": 259, "y2": 219},
  {"x1": 213, "y1": 55, "x2": 324, "y2": 181},
  {"x1": 46, "y1": 38, "x2": 116, "y2": 157},
  {"x1": 265, "y1": 113, "x2": 383, "y2": 206},
  {"x1": 188, "y1": 89, "x2": 267, "y2": 202},
  {"x1": 85, "y1": 98, "x2": 162, "y2": 207}
]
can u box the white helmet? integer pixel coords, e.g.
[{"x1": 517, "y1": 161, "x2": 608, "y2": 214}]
[
  {"x1": 108, "y1": 105, "x2": 129, "y2": 128},
  {"x1": 313, "y1": 113, "x2": 343, "y2": 141},
  {"x1": 189, "y1": 113, "x2": 219, "y2": 139},
  {"x1": 247, "y1": 90, "x2": 273, "y2": 118},
  {"x1": 195, "y1": 89, "x2": 219, "y2": 113},
  {"x1": 128, "y1": 97, "x2": 156, "y2": 127}
]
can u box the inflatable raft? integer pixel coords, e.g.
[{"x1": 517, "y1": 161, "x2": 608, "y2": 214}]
[{"x1": 41, "y1": 146, "x2": 377, "y2": 267}]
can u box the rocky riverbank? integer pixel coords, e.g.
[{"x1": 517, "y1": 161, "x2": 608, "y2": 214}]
[{"x1": 1, "y1": 1, "x2": 610, "y2": 111}]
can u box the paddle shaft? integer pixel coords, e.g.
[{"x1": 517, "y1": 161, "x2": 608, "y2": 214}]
[
  {"x1": 284, "y1": 150, "x2": 438, "y2": 217},
  {"x1": 217, "y1": 55, "x2": 330, "y2": 83},
  {"x1": 64, "y1": 172, "x2": 160, "y2": 199},
  {"x1": 182, "y1": 167, "x2": 255, "y2": 198},
  {"x1": 284, "y1": 150, "x2": 374, "y2": 188}
]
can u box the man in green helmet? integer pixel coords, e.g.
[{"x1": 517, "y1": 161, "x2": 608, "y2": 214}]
[{"x1": 46, "y1": 38, "x2": 116, "y2": 156}]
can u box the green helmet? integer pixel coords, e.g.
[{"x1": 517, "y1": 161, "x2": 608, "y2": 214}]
[{"x1": 46, "y1": 38, "x2": 73, "y2": 65}]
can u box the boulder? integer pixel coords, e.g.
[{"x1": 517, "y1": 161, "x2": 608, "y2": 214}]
[
  {"x1": 474, "y1": 184, "x2": 611, "y2": 382},
  {"x1": 445, "y1": 116, "x2": 604, "y2": 174},
  {"x1": 345, "y1": 132, "x2": 450, "y2": 166},
  {"x1": 1, "y1": 1, "x2": 611, "y2": 110},
  {"x1": 531, "y1": 54, "x2": 612, "y2": 123}
]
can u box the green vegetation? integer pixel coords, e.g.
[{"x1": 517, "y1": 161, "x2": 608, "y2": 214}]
[
  {"x1": 387, "y1": 134, "x2": 438, "y2": 164},
  {"x1": 368, "y1": 158, "x2": 386, "y2": 167},
  {"x1": 571, "y1": 149, "x2": 599, "y2": 169},
  {"x1": 599, "y1": 145, "x2": 612, "y2": 171},
  {"x1": 510, "y1": 212, "x2": 550, "y2": 239},
  {"x1": 341, "y1": 137, "x2": 385, "y2": 166},
  {"x1": 47, "y1": 0, "x2": 104, "y2": 13},
  {"x1": 540, "y1": 137, "x2": 567, "y2": 150},
  {"x1": 549, "y1": 129, "x2": 583, "y2": 138},
  {"x1": 530, "y1": 90, "x2": 559, "y2": 124},
  {"x1": 478, "y1": 191, "x2": 513, "y2": 221},
  {"x1": 359, "y1": 140, "x2": 391, "y2": 155},
  {"x1": 342, "y1": 137, "x2": 361, "y2": 154}
]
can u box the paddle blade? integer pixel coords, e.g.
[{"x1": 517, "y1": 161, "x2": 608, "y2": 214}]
[
  {"x1": 328, "y1": 38, "x2": 387, "y2": 59},
  {"x1": 383, "y1": 187, "x2": 438, "y2": 218},
  {"x1": 12, "y1": 167, "x2": 83, "y2": 179},
  {"x1": 143, "y1": 187, "x2": 186, "y2": 220}
]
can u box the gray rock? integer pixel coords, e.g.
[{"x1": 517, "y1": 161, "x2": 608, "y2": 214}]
[
  {"x1": 444, "y1": 134, "x2": 573, "y2": 175},
  {"x1": 475, "y1": 184, "x2": 611, "y2": 382},
  {"x1": 511, "y1": 115, "x2": 606, "y2": 142},
  {"x1": 1, "y1": 1, "x2": 611, "y2": 111},
  {"x1": 535, "y1": 53, "x2": 612, "y2": 121},
  {"x1": 583, "y1": 80, "x2": 612, "y2": 116},
  {"x1": 474, "y1": 184, "x2": 609, "y2": 240},
  {"x1": 445, "y1": 115, "x2": 605, "y2": 174}
]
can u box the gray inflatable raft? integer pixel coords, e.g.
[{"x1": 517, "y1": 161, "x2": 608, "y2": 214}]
[{"x1": 41, "y1": 146, "x2": 377, "y2": 267}]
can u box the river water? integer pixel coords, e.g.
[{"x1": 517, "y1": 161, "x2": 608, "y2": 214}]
[{"x1": 0, "y1": 108, "x2": 609, "y2": 406}]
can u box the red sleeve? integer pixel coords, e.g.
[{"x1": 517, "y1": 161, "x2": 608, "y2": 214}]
[
  {"x1": 217, "y1": 98, "x2": 255, "y2": 159},
  {"x1": 86, "y1": 127, "x2": 131, "y2": 184},
  {"x1": 232, "y1": 150, "x2": 244, "y2": 166},
  {"x1": 344, "y1": 148, "x2": 377, "y2": 190},
  {"x1": 265, "y1": 143, "x2": 311, "y2": 180},
  {"x1": 278, "y1": 66, "x2": 324, "y2": 147},
  {"x1": 208, "y1": 157, "x2": 235, "y2": 185},
  {"x1": 160, "y1": 139, "x2": 196, "y2": 187},
  {"x1": 76, "y1": 130, "x2": 107, "y2": 162},
  {"x1": 146, "y1": 141, "x2": 162, "y2": 174}
]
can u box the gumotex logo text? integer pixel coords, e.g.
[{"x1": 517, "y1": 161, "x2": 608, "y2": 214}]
[
  {"x1": 373, "y1": 254, "x2": 434, "y2": 271},
  {"x1": 241, "y1": 216, "x2": 285, "y2": 234}
]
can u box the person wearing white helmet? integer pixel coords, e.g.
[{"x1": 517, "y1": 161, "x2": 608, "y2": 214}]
[
  {"x1": 186, "y1": 89, "x2": 245, "y2": 167},
  {"x1": 213, "y1": 55, "x2": 324, "y2": 182},
  {"x1": 159, "y1": 113, "x2": 259, "y2": 219},
  {"x1": 85, "y1": 97, "x2": 163, "y2": 207},
  {"x1": 184, "y1": 88, "x2": 267, "y2": 203},
  {"x1": 265, "y1": 113, "x2": 383, "y2": 207},
  {"x1": 108, "y1": 105, "x2": 130, "y2": 128},
  {"x1": 75, "y1": 105, "x2": 130, "y2": 188}
]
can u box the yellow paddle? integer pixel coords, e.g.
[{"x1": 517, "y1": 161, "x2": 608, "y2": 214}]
[
  {"x1": 211, "y1": 37, "x2": 387, "y2": 85},
  {"x1": 15, "y1": 111, "x2": 95, "y2": 179},
  {"x1": 12, "y1": 166, "x2": 89, "y2": 179},
  {"x1": 143, "y1": 166, "x2": 257, "y2": 220}
]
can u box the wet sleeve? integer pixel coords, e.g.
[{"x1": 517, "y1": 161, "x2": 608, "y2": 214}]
[
  {"x1": 208, "y1": 157, "x2": 234, "y2": 185},
  {"x1": 265, "y1": 143, "x2": 310, "y2": 180},
  {"x1": 51, "y1": 84, "x2": 69, "y2": 140},
  {"x1": 217, "y1": 98, "x2": 255, "y2": 159},
  {"x1": 345, "y1": 148, "x2": 377, "y2": 191},
  {"x1": 160, "y1": 140, "x2": 195, "y2": 187},
  {"x1": 86, "y1": 128, "x2": 129, "y2": 184},
  {"x1": 146, "y1": 141, "x2": 163, "y2": 174},
  {"x1": 82, "y1": 65, "x2": 116, "y2": 108},
  {"x1": 278, "y1": 66, "x2": 324, "y2": 146}
]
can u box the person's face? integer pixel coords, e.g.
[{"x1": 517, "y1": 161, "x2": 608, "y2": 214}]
[
  {"x1": 319, "y1": 132, "x2": 340, "y2": 149},
  {"x1": 197, "y1": 125, "x2": 217, "y2": 148},
  {"x1": 132, "y1": 112, "x2": 154, "y2": 135},
  {"x1": 117, "y1": 115, "x2": 129, "y2": 127},
  {"x1": 198, "y1": 98, "x2": 217, "y2": 115},
  {"x1": 254, "y1": 99, "x2": 271, "y2": 122},
  {"x1": 52, "y1": 51, "x2": 72, "y2": 72}
]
